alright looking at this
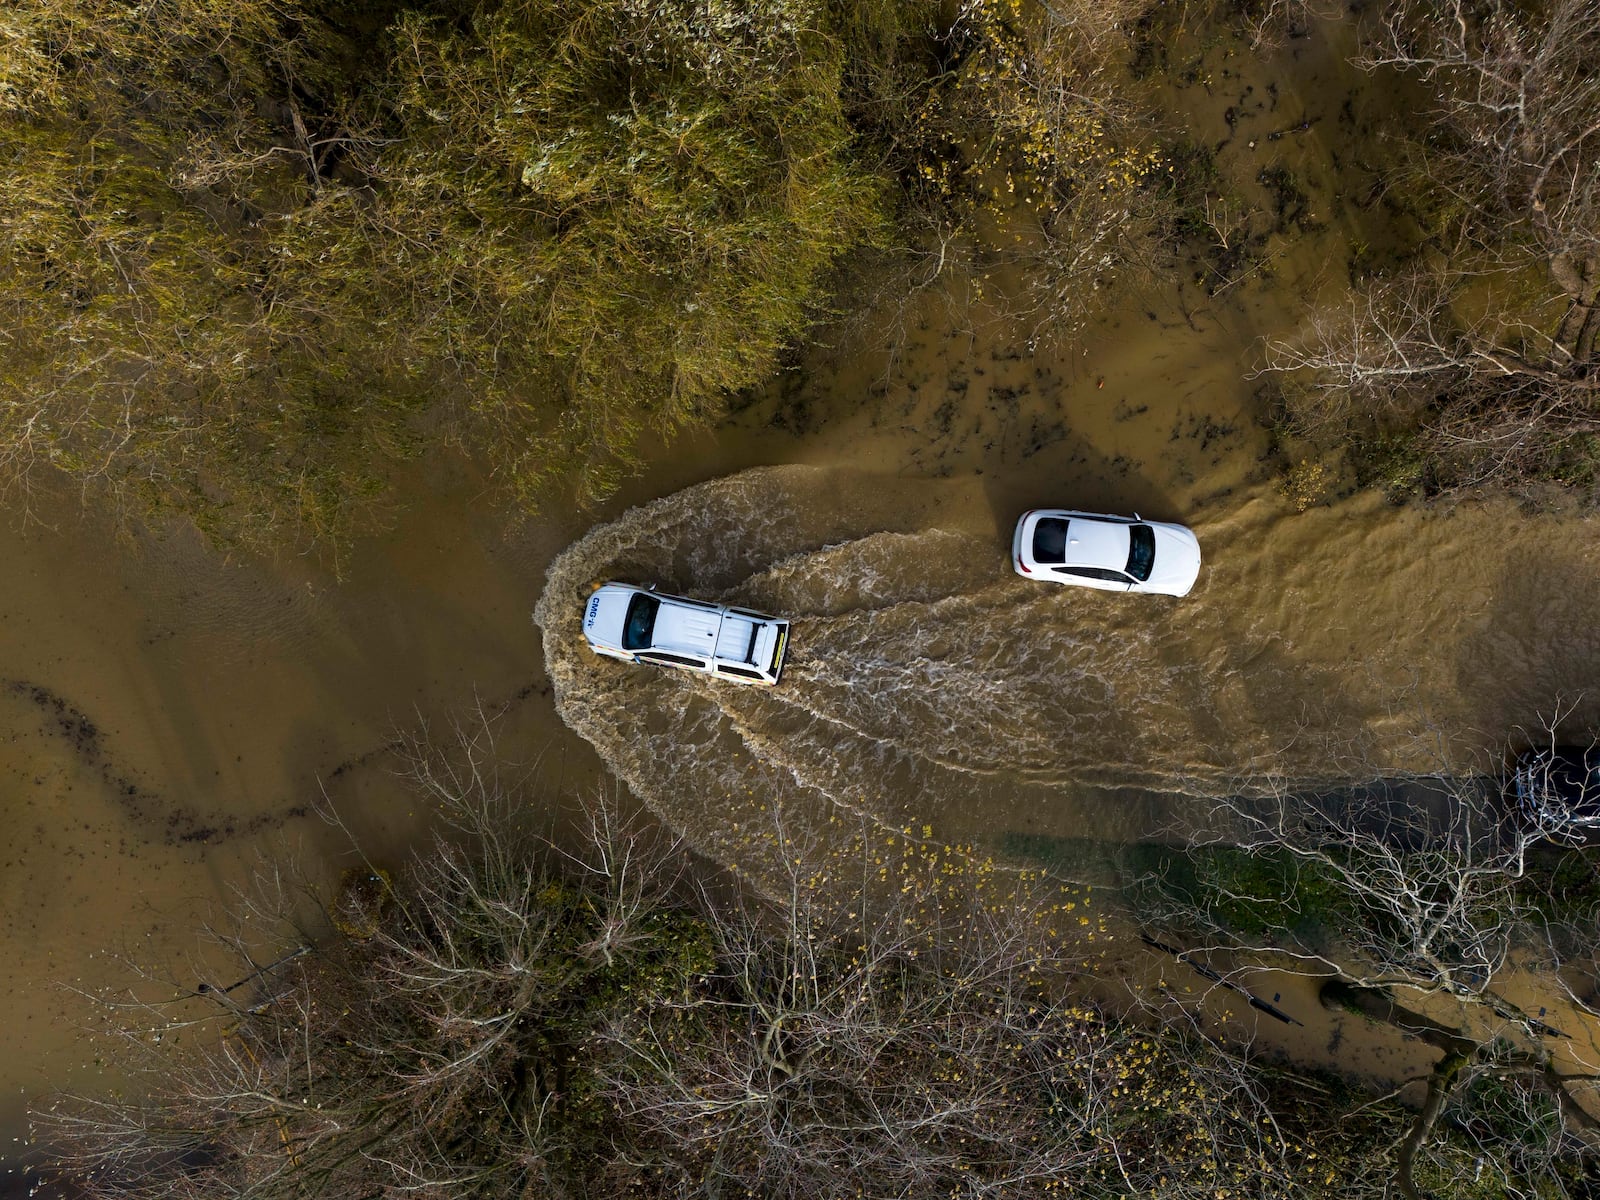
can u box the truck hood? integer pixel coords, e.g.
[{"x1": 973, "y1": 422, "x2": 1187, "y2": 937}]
[{"x1": 582, "y1": 584, "x2": 634, "y2": 649}]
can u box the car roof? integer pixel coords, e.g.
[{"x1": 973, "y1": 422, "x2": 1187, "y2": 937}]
[
  {"x1": 1049, "y1": 515, "x2": 1130, "y2": 569},
  {"x1": 599, "y1": 582, "x2": 714, "y2": 610}
]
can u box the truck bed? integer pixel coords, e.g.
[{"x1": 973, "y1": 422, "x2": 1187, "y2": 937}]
[
  {"x1": 652, "y1": 604, "x2": 775, "y2": 667},
  {"x1": 714, "y1": 614, "x2": 770, "y2": 665},
  {"x1": 651, "y1": 604, "x2": 723, "y2": 656}
]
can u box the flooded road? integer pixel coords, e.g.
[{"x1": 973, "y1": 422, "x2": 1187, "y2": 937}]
[
  {"x1": 537, "y1": 464, "x2": 1600, "y2": 888},
  {"x1": 6, "y1": 11, "x2": 1600, "y2": 1187}
]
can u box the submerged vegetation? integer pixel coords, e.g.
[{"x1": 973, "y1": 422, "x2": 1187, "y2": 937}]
[
  {"x1": 1263, "y1": 0, "x2": 1600, "y2": 503},
  {"x1": 37, "y1": 734, "x2": 1585, "y2": 1200}
]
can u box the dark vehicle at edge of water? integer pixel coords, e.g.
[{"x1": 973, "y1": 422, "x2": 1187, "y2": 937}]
[{"x1": 1508, "y1": 745, "x2": 1600, "y2": 843}]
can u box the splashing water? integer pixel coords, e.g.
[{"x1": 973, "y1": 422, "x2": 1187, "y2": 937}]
[{"x1": 536, "y1": 466, "x2": 1600, "y2": 882}]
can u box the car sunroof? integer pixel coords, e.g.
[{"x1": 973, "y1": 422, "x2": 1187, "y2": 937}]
[{"x1": 1032, "y1": 517, "x2": 1069, "y2": 563}]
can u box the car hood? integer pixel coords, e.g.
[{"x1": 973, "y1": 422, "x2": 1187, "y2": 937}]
[
  {"x1": 1145, "y1": 524, "x2": 1202, "y2": 595},
  {"x1": 583, "y1": 584, "x2": 634, "y2": 648}
]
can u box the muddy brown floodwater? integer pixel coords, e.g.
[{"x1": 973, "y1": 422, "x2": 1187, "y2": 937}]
[
  {"x1": 6, "y1": 13, "x2": 1600, "y2": 1190},
  {"x1": 0, "y1": 471, "x2": 616, "y2": 1189}
]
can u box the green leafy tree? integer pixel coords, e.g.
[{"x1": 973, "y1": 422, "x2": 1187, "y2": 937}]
[
  {"x1": 1, "y1": 0, "x2": 1171, "y2": 551},
  {"x1": 372, "y1": 0, "x2": 887, "y2": 506},
  {"x1": 0, "y1": 0, "x2": 884, "y2": 550}
]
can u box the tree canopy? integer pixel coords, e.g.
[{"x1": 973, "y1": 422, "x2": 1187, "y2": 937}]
[{"x1": 0, "y1": 0, "x2": 885, "y2": 548}]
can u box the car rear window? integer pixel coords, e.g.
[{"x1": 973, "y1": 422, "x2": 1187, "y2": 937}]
[
  {"x1": 622, "y1": 593, "x2": 659, "y2": 651},
  {"x1": 1032, "y1": 518, "x2": 1069, "y2": 563},
  {"x1": 1125, "y1": 524, "x2": 1156, "y2": 582}
]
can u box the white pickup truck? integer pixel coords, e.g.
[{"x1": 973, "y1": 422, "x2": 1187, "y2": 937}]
[{"x1": 582, "y1": 582, "x2": 790, "y2": 685}]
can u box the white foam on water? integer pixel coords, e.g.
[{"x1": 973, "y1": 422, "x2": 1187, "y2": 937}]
[
  {"x1": 537, "y1": 468, "x2": 1290, "y2": 868},
  {"x1": 538, "y1": 466, "x2": 1600, "y2": 879}
]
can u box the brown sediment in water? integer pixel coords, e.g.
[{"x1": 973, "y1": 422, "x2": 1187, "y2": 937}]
[
  {"x1": 0, "y1": 474, "x2": 612, "y2": 1172},
  {"x1": 5, "y1": 10, "x2": 1600, "y2": 1183}
]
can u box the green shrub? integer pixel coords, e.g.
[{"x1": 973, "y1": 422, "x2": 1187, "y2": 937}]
[{"x1": 0, "y1": 0, "x2": 886, "y2": 551}]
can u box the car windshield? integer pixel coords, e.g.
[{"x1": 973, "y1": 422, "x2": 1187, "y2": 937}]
[
  {"x1": 1125, "y1": 524, "x2": 1156, "y2": 581},
  {"x1": 1032, "y1": 518, "x2": 1069, "y2": 563},
  {"x1": 622, "y1": 593, "x2": 659, "y2": 651}
]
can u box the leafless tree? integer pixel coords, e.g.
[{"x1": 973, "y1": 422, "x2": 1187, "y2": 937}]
[
  {"x1": 1156, "y1": 772, "x2": 1531, "y2": 997},
  {"x1": 35, "y1": 724, "x2": 690, "y2": 1200},
  {"x1": 1260, "y1": 0, "x2": 1600, "y2": 496},
  {"x1": 589, "y1": 806, "x2": 1308, "y2": 1200},
  {"x1": 1363, "y1": 0, "x2": 1600, "y2": 270},
  {"x1": 1136, "y1": 745, "x2": 1600, "y2": 1199},
  {"x1": 1260, "y1": 265, "x2": 1600, "y2": 493},
  {"x1": 35, "y1": 724, "x2": 1363, "y2": 1200}
]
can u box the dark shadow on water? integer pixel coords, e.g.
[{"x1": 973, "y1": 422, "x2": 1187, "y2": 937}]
[
  {"x1": 978, "y1": 432, "x2": 1179, "y2": 551},
  {"x1": 997, "y1": 773, "x2": 1505, "y2": 889},
  {"x1": 1455, "y1": 544, "x2": 1600, "y2": 749},
  {"x1": 1265, "y1": 774, "x2": 1502, "y2": 849},
  {"x1": 0, "y1": 1156, "x2": 67, "y2": 1200}
]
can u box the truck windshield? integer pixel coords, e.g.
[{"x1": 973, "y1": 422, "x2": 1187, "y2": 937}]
[
  {"x1": 1125, "y1": 524, "x2": 1156, "y2": 581},
  {"x1": 622, "y1": 593, "x2": 660, "y2": 651}
]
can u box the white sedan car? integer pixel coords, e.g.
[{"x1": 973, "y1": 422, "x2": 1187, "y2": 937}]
[
  {"x1": 1011, "y1": 509, "x2": 1201, "y2": 596},
  {"x1": 582, "y1": 582, "x2": 790, "y2": 685}
]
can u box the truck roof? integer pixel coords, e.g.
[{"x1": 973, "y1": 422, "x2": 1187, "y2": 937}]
[{"x1": 582, "y1": 583, "x2": 789, "y2": 683}]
